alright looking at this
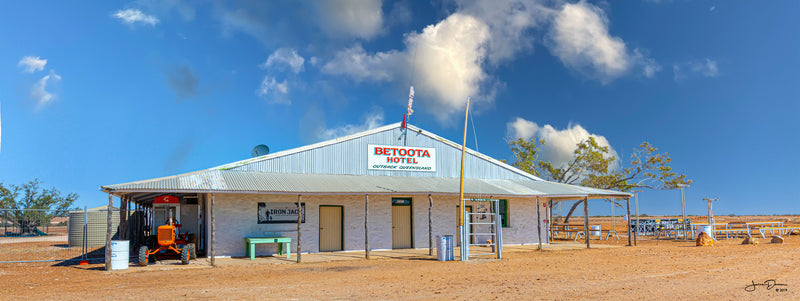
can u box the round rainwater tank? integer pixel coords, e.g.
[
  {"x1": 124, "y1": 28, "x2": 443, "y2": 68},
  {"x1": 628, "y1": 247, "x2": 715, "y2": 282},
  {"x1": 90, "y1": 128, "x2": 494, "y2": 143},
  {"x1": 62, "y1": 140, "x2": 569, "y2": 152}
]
[{"x1": 68, "y1": 210, "x2": 121, "y2": 248}]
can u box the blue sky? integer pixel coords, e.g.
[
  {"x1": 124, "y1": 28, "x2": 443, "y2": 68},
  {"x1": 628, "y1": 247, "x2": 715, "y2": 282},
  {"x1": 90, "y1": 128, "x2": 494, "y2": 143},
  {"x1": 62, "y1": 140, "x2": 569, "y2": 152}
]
[{"x1": 1, "y1": 1, "x2": 798, "y2": 216}]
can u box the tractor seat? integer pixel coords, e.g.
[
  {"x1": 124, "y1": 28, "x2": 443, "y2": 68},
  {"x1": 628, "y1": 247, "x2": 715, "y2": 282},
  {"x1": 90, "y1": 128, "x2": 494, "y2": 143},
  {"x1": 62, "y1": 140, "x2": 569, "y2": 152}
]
[{"x1": 157, "y1": 224, "x2": 176, "y2": 246}]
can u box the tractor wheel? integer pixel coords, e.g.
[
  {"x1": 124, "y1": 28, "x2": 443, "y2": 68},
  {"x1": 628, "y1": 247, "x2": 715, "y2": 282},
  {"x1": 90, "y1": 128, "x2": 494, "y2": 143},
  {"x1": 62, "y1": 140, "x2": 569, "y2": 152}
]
[
  {"x1": 188, "y1": 243, "x2": 197, "y2": 259},
  {"x1": 138, "y1": 246, "x2": 148, "y2": 266},
  {"x1": 181, "y1": 245, "x2": 190, "y2": 265}
]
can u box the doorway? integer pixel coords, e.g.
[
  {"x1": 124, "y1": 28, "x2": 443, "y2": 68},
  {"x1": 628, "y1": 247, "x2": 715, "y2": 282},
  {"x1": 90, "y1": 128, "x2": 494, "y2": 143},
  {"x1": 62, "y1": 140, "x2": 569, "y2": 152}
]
[
  {"x1": 392, "y1": 198, "x2": 413, "y2": 249},
  {"x1": 319, "y1": 206, "x2": 343, "y2": 252}
]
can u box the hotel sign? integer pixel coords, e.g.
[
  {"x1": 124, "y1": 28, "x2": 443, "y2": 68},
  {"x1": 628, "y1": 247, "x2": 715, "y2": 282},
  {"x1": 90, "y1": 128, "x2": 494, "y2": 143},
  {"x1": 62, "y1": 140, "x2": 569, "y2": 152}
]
[{"x1": 368, "y1": 144, "x2": 436, "y2": 172}]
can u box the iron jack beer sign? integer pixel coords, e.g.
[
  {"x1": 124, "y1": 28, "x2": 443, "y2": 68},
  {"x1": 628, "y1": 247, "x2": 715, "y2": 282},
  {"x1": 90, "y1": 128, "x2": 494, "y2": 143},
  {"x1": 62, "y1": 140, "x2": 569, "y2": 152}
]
[
  {"x1": 368, "y1": 144, "x2": 436, "y2": 172},
  {"x1": 258, "y1": 202, "x2": 306, "y2": 224}
]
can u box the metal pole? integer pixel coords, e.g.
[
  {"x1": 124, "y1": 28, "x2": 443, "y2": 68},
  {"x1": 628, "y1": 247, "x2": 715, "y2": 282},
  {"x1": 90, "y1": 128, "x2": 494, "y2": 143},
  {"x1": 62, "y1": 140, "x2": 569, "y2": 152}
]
[
  {"x1": 458, "y1": 98, "x2": 470, "y2": 261},
  {"x1": 83, "y1": 206, "x2": 88, "y2": 261},
  {"x1": 676, "y1": 184, "x2": 689, "y2": 239},
  {"x1": 632, "y1": 190, "x2": 642, "y2": 246},
  {"x1": 703, "y1": 198, "x2": 718, "y2": 240},
  {"x1": 494, "y1": 199, "x2": 502, "y2": 259}
]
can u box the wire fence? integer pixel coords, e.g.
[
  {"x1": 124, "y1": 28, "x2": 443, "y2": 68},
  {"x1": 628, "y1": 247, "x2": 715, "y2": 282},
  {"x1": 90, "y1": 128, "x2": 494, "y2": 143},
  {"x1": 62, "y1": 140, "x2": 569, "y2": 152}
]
[{"x1": 0, "y1": 208, "x2": 121, "y2": 264}]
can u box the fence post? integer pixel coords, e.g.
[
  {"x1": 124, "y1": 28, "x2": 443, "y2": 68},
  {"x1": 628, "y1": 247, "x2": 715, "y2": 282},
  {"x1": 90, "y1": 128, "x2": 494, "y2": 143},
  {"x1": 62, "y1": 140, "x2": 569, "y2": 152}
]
[
  {"x1": 83, "y1": 206, "x2": 88, "y2": 261},
  {"x1": 105, "y1": 194, "x2": 113, "y2": 271}
]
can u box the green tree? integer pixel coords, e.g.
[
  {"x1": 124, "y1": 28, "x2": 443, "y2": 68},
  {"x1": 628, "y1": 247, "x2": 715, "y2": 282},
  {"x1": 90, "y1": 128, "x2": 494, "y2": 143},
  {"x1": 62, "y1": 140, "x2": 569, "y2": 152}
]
[
  {"x1": 505, "y1": 137, "x2": 546, "y2": 177},
  {"x1": 0, "y1": 179, "x2": 78, "y2": 234},
  {"x1": 506, "y1": 138, "x2": 691, "y2": 223}
]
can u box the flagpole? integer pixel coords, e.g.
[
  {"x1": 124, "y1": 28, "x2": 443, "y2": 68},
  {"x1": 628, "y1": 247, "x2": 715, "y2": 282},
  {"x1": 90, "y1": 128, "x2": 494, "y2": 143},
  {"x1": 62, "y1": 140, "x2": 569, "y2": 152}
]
[{"x1": 458, "y1": 97, "x2": 470, "y2": 260}]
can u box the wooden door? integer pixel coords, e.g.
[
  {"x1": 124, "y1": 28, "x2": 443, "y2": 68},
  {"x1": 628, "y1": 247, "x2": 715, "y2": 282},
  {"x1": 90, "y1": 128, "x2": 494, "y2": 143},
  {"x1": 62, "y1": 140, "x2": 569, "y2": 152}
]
[
  {"x1": 319, "y1": 206, "x2": 343, "y2": 252},
  {"x1": 392, "y1": 203, "x2": 412, "y2": 249}
]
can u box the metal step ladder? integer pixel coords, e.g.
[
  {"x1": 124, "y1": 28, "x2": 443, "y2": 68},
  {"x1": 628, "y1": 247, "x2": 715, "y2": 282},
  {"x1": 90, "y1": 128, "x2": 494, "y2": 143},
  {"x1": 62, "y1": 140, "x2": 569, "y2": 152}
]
[{"x1": 460, "y1": 198, "x2": 503, "y2": 261}]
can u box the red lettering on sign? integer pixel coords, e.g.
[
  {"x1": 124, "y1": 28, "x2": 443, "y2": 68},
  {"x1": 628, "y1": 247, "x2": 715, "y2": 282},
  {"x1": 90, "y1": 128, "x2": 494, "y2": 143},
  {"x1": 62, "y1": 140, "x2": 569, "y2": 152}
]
[
  {"x1": 375, "y1": 147, "x2": 382, "y2": 155},
  {"x1": 399, "y1": 149, "x2": 406, "y2": 156},
  {"x1": 421, "y1": 150, "x2": 430, "y2": 157}
]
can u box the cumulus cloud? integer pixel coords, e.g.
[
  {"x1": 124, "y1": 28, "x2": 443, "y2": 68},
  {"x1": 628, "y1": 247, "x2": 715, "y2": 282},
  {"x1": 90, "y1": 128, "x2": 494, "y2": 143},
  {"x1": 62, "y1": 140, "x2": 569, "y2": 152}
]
[
  {"x1": 323, "y1": 13, "x2": 492, "y2": 123},
  {"x1": 507, "y1": 117, "x2": 619, "y2": 171},
  {"x1": 547, "y1": 1, "x2": 657, "y2": 82},
  {"x1": 321, "y1": 44, "x2": 403, "y2": 82},
  {"x1": 316, "y1": 0, "x2": 384, "y2": 39},
  {"x1": 256, "y1": 76, "x2": 290, "y2": 104},
  {"x1": 673, "y1": 58, "x2": 719, "y2": 82},
  {"x1": 166, "y1": 65, "x2": 199, "y2": 99},
  {"x1": 261, "y1": 48, "x2": 305, "y2": 73},
  {"x1": 18, "y1": 56, "x2": 47, "y2": 73},
  {"x1": 454, "y1": 0, "x2": 553, "y2": 65},
  {"x1": 112, "y1": 8, "x2": 160, "y2": 26},
  {"x1": 31, "y1": 70, "x2": 61, "y2": 108}
]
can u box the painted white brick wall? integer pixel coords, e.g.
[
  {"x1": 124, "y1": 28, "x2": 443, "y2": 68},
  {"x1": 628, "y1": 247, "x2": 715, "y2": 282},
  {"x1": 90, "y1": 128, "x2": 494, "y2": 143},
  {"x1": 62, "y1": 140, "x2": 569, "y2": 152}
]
[{"x1": 206, "y1": 193, "x2": 548, "y2": 257}]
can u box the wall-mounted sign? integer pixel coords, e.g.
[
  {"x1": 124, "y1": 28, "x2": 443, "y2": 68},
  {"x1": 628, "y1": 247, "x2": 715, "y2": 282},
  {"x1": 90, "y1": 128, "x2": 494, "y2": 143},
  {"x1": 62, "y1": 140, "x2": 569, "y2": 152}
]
[
  {"x1": 154, "y1": 195, "x2": 179, "y2": 204},
  {"x1": 367, "y1": 144, "x2": 436, "y2": 172},
  {"x1": 258, "y1": 202, "x2": 306, "y2": 224}
]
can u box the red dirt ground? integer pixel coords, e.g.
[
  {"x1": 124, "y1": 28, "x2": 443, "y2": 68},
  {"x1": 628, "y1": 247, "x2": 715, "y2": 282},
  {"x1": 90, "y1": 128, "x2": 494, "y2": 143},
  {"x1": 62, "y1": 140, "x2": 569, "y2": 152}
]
[{"x1": 1, "y1": 216, "x2": 798, "y2": 300}]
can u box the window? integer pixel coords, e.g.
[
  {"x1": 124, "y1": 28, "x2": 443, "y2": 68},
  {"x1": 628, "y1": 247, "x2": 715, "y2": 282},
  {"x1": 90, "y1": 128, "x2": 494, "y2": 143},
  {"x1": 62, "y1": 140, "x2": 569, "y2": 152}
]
[{"x1": 499, "y1": 199, "x2": 509, "y2": 228}]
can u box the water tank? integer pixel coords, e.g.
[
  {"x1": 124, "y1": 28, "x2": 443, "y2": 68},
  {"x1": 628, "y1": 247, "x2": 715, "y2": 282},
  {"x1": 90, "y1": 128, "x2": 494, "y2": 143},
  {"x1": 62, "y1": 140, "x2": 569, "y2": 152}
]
[{"x1": 68, "y1": 210, "x2": 121, "y2": 247}]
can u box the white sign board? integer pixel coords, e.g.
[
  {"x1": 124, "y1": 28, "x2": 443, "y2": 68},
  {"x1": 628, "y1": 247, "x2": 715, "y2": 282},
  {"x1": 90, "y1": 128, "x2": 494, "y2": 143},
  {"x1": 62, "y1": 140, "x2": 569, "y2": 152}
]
[{"x1": 368, "y1": 144, "x2": 436, "y2": 172}]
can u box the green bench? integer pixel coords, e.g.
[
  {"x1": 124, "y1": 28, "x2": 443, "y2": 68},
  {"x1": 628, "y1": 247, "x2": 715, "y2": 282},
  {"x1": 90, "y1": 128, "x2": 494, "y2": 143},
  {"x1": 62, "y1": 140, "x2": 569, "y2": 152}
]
[{"x1": 244, "y1": 237, "x2": 292, "y2": 260}]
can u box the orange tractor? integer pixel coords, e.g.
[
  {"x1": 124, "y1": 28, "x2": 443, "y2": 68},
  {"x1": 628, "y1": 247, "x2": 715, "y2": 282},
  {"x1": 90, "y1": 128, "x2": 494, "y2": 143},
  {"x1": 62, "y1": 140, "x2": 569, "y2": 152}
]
[{"x1": 138, "y1": 217, "x2": 196, "y2": 266}]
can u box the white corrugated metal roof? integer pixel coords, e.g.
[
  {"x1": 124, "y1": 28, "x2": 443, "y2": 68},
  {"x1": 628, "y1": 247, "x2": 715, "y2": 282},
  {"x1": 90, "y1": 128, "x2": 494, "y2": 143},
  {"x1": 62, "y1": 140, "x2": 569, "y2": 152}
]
[{"x1": 102, "y1": 169, "x2": 629, "y2": 199}]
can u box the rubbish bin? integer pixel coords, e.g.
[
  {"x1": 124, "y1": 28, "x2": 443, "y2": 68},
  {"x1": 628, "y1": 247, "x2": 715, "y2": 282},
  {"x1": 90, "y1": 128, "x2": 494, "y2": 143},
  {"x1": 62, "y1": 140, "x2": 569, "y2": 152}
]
[
  {"x1": 590, "y1": 225, "x2": 601, "y2": 237},
  {"x1": 436, "y1": 235, "x2": 454, "y2": 261},
  {"x1": 110, "y1": 240, "x2": 129, "y2": 270}
]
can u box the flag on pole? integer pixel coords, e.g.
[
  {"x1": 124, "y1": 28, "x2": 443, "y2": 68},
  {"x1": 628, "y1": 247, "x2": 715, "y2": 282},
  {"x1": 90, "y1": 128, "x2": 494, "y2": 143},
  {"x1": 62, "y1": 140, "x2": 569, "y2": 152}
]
[
  {"x1": 401, "y1": 114, "x2": 407, "y2": 129},
  {"x1": 407, "y1": 85, "x2": 414, "y2": 116}
]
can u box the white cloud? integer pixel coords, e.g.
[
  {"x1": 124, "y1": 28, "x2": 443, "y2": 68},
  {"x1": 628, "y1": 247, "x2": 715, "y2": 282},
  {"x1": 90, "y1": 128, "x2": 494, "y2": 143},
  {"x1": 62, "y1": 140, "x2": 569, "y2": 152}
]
[
  {"x1": 548, "y1": 1, "x2": 657, "y2": 83},
  {"x1": 673, "y1": 58, "x2": 719, "y2": 82},
  {"x1": 323, "y1": 13, "x2": 492, "y2": 123},
  {"x1": 17, "y1": 56, "x2": 47, "y2": 73},
  {"x1": 321, "y1": 44, "x2": 403, "y2": 82},
  {"x1": 31, "y1": 70, "x2": 61, "y2": 108},
  {"x1": 261, "y1": 48, "x2": 305, "y2": 73},
  {"x1": 318, "y1": 108, "x2": 385, "y2": 140},
  {"x1": 316, "y1": 0, "x2": 384, "y2": 39},
  {"x1": 693, "y1": 58, "x2": 719, "y2": 77},
  {"x1": 256, "y1": 76, "x2": 289, "y2": 104},
  {"x1": 112, "y1": 9, "x2": 160, "y2": 26},
  {"x1": 709, "y1": 6, "x2": 716, "y2": 12},
  {"x1": 454, "y1": 0, "x2": 553, "y2": 65},
  {"x1": 507, "y1": 117, "x2": 619, "y2": 171}
]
